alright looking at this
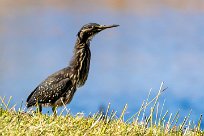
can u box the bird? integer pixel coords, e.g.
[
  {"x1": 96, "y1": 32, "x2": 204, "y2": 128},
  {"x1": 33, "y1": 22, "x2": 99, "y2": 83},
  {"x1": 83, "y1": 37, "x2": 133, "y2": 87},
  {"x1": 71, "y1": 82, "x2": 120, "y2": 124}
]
[{"x1": 26, "y1": 23, "x2": 119, "y2": 115}]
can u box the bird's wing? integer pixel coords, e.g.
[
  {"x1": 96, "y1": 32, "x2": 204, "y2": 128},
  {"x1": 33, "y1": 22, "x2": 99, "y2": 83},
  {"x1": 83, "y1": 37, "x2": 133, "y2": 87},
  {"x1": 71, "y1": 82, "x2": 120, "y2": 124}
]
[
  {"x1": 26, "y1": 67, "x2": 72, "y2": 107},
  {"x1": 27, "y1": 77, "x2": 72, "y2": 107}
]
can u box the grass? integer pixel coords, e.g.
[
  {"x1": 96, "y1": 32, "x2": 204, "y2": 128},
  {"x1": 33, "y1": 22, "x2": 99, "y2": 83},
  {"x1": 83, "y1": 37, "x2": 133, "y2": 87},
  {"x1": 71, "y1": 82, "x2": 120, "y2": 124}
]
[{"x1": 0, "y1": 83, "x2": 203, "y2": 135}]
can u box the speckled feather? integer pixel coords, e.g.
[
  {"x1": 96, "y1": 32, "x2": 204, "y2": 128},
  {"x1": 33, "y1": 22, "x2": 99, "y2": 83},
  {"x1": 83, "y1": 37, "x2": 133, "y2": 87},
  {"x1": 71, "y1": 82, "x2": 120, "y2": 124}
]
[{"x1": 26, "y1": 67, "x2": 74, "y2": 107}]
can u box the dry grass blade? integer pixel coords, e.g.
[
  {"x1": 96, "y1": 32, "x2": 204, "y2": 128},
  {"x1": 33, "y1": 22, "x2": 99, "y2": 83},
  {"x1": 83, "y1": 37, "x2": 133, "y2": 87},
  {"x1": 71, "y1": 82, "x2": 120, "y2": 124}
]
[{"x1": 0, "y1": 83, "x2": 203, "y2": 135}]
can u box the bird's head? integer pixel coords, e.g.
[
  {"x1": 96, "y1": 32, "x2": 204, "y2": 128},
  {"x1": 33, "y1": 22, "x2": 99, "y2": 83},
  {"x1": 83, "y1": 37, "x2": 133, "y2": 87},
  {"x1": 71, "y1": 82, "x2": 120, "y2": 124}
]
[{"x1": 77, "y1": 23, "x2": 119, "y2": 43}]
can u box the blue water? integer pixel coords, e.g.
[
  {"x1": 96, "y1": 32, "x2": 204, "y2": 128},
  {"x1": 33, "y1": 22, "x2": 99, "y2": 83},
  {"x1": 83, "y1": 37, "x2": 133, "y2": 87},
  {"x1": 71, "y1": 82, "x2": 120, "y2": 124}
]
[{"x1": 0, "y1": 7, "x2": 204, "y2": 128}]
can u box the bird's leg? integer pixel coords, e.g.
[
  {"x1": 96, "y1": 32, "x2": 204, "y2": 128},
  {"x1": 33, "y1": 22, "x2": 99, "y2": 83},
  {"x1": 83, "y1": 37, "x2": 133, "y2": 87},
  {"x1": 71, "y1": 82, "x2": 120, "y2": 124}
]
[
  {"x1": 52, "y1": 106, "x2": 57, "y2": 116},
  {"x1": 37, "y1": 104, "x2": 42, "y2": 114}
]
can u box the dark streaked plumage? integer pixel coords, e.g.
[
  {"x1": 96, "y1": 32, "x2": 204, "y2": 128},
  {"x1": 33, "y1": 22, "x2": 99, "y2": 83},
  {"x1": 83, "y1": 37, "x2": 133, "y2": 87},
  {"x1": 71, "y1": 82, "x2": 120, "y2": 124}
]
[{"x1": 26, "y1": 23, "x2": 119, "y2": 114}]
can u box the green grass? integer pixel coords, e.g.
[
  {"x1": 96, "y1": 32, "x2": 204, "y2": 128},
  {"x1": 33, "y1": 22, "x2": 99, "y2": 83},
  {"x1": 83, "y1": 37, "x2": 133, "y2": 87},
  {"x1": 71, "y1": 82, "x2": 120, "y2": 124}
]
[{"x1": 0, "y1": 83, "x2": 203, "y2": 136}]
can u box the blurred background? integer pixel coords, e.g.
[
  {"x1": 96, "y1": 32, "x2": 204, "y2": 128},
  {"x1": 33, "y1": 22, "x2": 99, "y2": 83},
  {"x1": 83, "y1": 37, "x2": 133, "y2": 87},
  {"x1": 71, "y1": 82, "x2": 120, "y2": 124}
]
[{"x1": 0, "y1": 0, "x2": 204, "y2": 127}]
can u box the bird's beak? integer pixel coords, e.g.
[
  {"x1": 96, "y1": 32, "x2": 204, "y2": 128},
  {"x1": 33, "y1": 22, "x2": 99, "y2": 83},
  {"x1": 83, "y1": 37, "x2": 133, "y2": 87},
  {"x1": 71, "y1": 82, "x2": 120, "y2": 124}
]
[{"x1": 97, "y1": 24, "x2": 119, "y2": 30}]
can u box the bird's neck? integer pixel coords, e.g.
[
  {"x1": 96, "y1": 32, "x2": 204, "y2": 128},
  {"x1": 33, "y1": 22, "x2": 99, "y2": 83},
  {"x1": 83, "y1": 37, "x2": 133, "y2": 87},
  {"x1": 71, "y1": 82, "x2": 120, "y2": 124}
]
[{"x1": 69, "y1": 38, "x2": 91, "y2": 87}]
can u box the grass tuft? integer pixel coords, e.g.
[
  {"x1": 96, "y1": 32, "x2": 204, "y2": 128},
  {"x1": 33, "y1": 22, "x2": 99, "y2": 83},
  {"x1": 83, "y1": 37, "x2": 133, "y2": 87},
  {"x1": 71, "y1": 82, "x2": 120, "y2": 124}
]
[{"x1": 0, "y1": 83, "x2": 203, "y2": 135}]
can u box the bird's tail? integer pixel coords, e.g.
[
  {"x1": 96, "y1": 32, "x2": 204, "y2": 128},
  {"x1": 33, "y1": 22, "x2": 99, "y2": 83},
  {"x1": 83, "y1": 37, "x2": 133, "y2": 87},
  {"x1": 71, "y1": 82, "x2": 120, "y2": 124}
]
[{"x1": 26, "y1": 87, "x2": 38, "y2": 108}]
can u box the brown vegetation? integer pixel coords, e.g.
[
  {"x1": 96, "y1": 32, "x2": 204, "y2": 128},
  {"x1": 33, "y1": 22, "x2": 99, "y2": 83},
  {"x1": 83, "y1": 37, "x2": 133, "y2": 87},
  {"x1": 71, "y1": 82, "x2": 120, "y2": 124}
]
[{"x1": 0, "y1": 0, "x2": 204, "y2": 16}]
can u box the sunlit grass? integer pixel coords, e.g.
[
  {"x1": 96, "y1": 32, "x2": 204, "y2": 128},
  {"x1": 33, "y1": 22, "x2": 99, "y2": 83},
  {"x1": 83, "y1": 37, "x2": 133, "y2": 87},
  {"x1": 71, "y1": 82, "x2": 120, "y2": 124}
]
[{"x1": 0, "y1": 83, "x2": 203, "y2": 135}]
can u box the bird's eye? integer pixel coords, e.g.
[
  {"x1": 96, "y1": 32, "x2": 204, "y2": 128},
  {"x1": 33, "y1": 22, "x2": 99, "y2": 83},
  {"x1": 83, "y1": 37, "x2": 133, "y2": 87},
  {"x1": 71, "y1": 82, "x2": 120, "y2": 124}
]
[{"x1": 88, "y1": 26, "x2": 94, "y2": 29}]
